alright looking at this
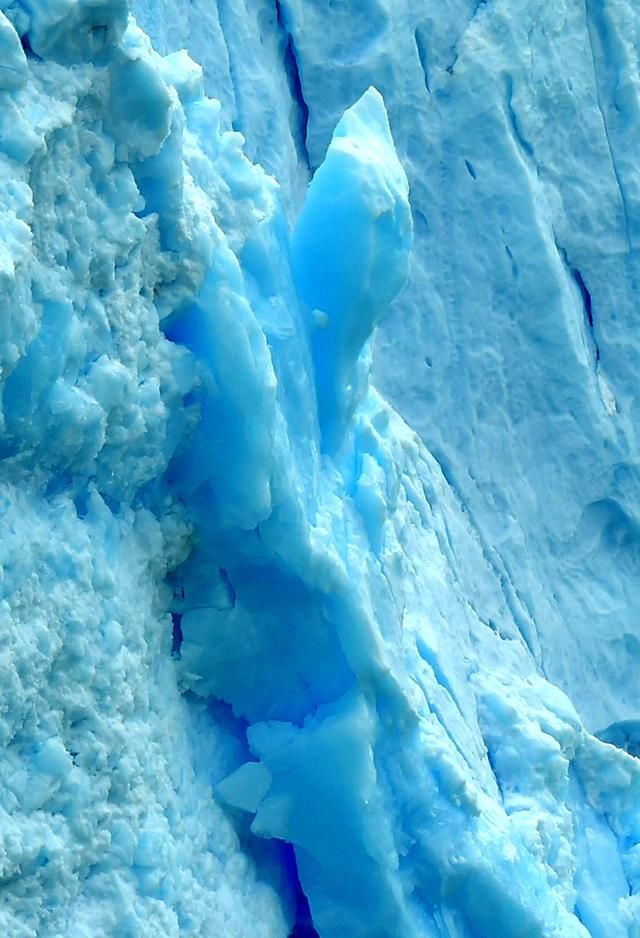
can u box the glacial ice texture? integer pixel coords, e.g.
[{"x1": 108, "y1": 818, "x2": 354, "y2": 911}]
[{"x1": 0, "y1": 0, "x2": 638, "y2": 936}]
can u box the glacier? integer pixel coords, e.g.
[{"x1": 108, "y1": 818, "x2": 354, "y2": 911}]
[{"x1": 1, "y1": 0, "x2": 640, "y2": 935}]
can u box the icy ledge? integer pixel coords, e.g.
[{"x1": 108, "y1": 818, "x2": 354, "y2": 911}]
[{"x1": 0, "y1": 3, "x2": 639, "y2": 936}]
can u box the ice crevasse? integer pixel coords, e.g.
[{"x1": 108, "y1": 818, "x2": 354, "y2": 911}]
[{"x1": 1, "y1": 0, "x2": 640, "y2": 935}]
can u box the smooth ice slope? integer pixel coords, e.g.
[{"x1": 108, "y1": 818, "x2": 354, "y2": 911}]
[{"x1": 2, "y1": 0, "x2": 640, "y2": 936}]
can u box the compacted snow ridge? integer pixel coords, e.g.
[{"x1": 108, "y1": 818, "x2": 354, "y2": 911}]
[{"x1": 1, "y1": 0, "x2": 640, "y2": 935}]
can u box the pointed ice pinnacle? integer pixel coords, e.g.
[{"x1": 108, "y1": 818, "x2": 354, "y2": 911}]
[{"x1": 291, "y1": 86, "x2": 413, "y2": 454}]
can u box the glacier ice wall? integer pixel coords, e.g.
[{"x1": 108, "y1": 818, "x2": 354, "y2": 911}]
[
  {"x1": 2, "y1": 0, "x2": 640, "y2": 936},
  {"x1": 135, "y1": 0, "x2": 640, "y2": 736}
]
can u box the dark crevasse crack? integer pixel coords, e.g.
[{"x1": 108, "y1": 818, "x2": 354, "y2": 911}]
[
  {"x1": 19, "y1": 31, "x2": 40, "y2": 60},
  {"x1": 573, "y1": 267, "x2": 598, "y2": 359},
  {"x1": 504, "y1": 75, "x2": 534, "y2": 159},
  {"x1": 282, "y1": 844, "x2": 320, "y2": 937},
  {"x1": 504, "y1": 76, "x2": 603, "y2": 371},
  {"x1": 275, "y1": 0, "x2": 311, "y2": 171},
  {"x1": 414, "y1": 27, "x2": 431, "y2": 93},
  {"x1": 236, "y1": 832, "x2": 319, "y2": 936},
  {"x1": 219, "y1": 566, "x2": 238, "y2": 608},
  {"x1": 597, "y1": 719, "x2": 640, "y2": 757},
  {"x1": 171, "y1": 612, "x2": 183, "y2": 658},
  {"x1": 289, "y1": 926, "x2": 319, "y2": 937},
  {"x1": 484, "y1": 743, "x2": 507, "y2": 807},
  {"x1": 555, "y1": 241, "x2": 601, "y2": 364},
  {"x1": 445, "y1": 0, "x2": 489, "y2": 74},
  {"x1": 185, "y1": 691, "x2": 321, "y2": 935}
]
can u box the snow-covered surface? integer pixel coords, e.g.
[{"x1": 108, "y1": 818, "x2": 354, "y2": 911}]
[{"x1": 1, "y1": 0, "x2": 640, "y2": 934}]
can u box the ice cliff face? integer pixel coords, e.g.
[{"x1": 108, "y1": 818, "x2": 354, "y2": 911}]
[{"x1": 2, "y1": 0, "x2": 640, "y2": 936}]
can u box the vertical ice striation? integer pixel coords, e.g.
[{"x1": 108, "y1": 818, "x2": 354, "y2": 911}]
[{"x1": 1, "y1": 0, "x2": 640, "y2": 935}]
